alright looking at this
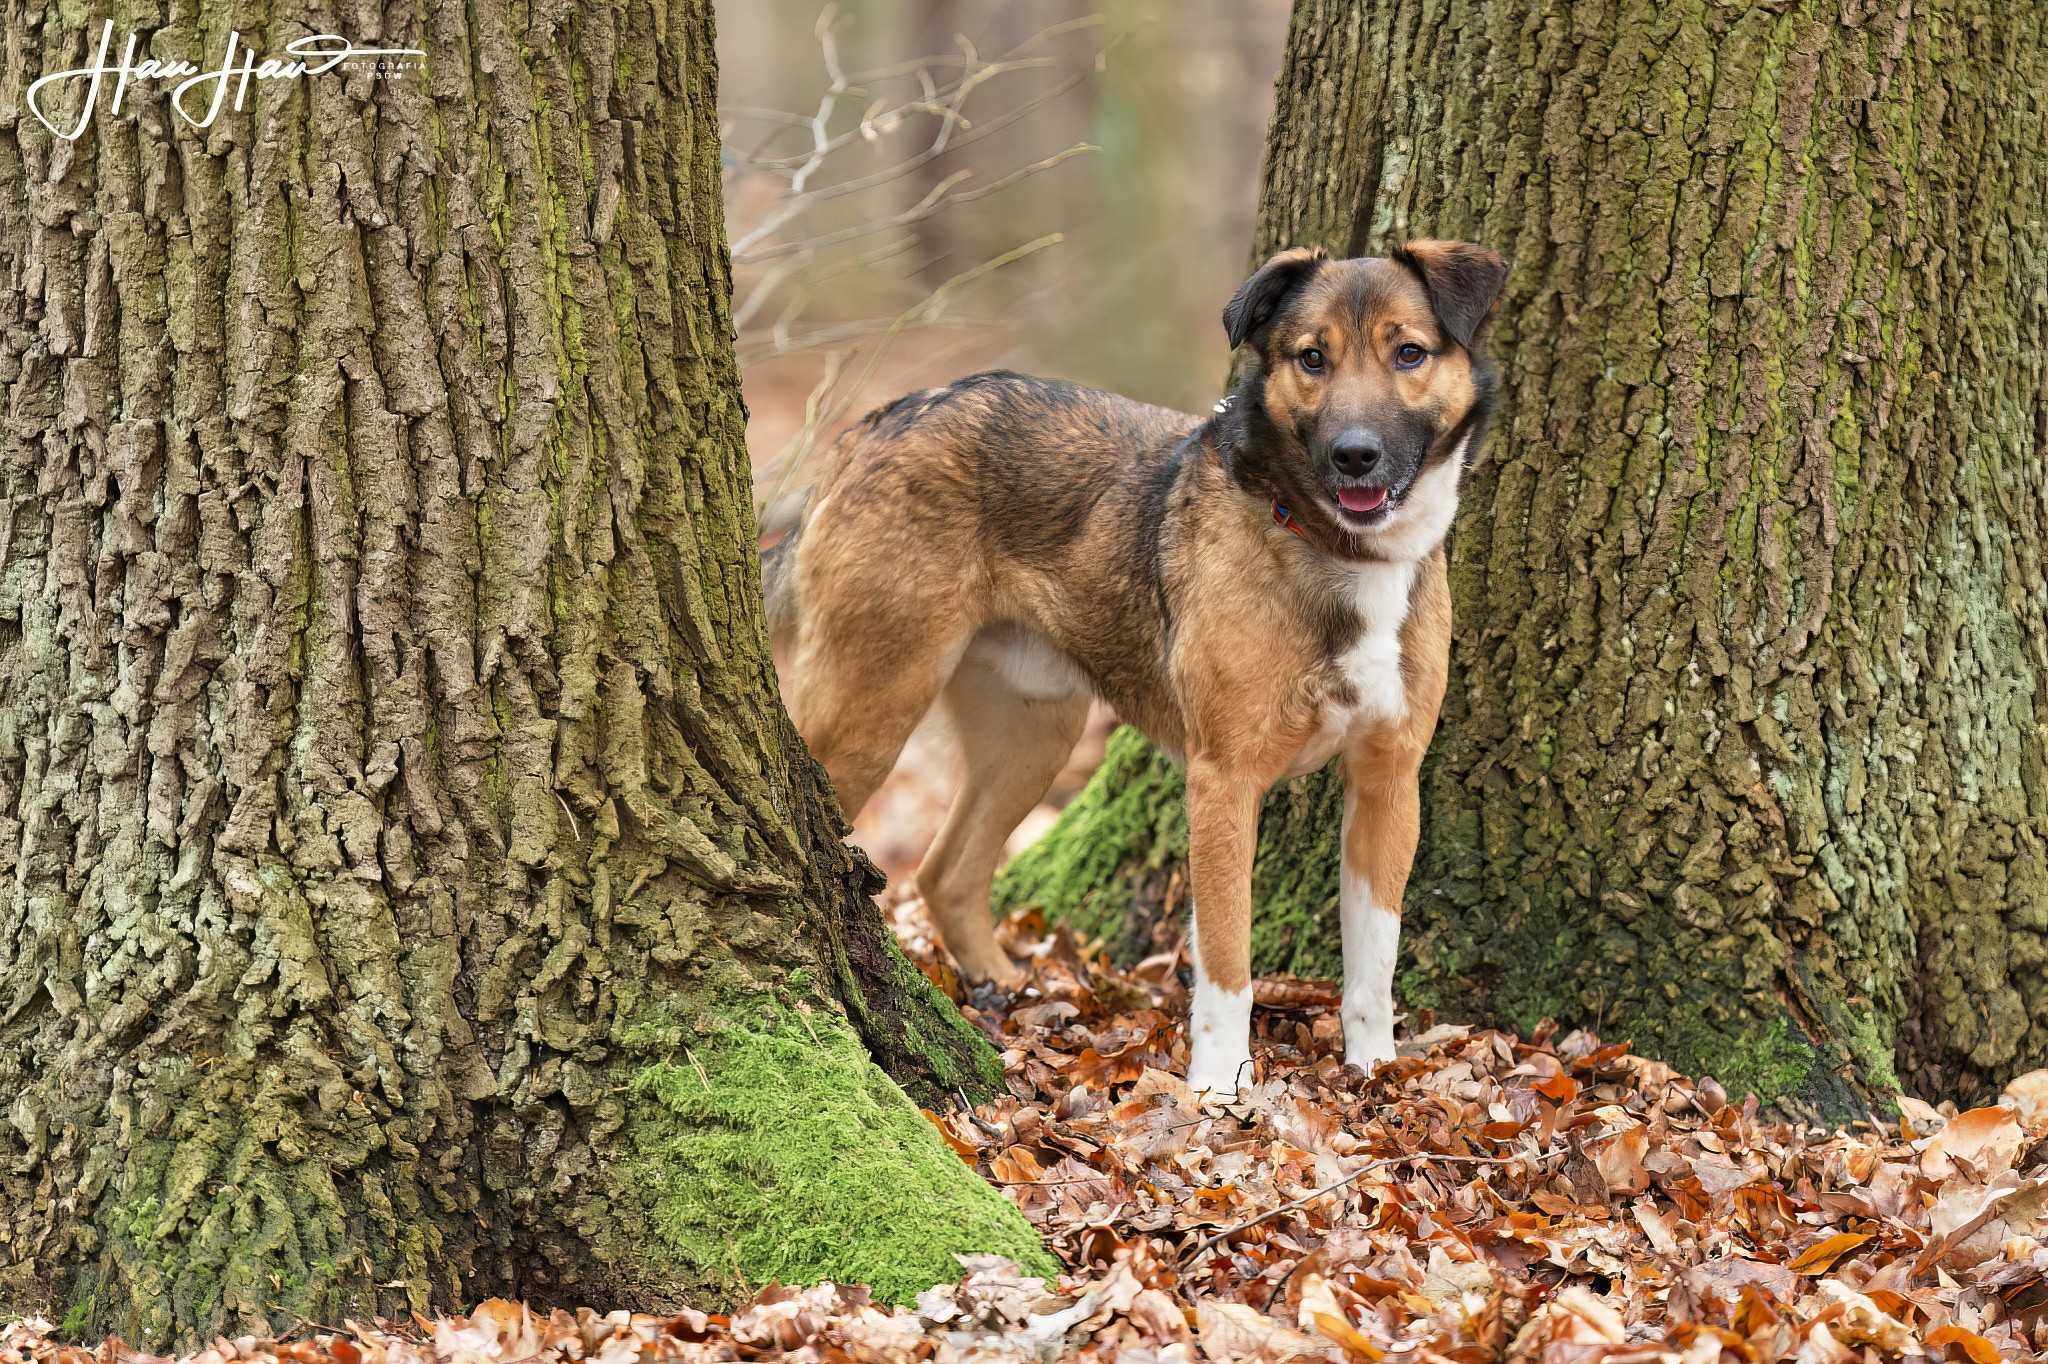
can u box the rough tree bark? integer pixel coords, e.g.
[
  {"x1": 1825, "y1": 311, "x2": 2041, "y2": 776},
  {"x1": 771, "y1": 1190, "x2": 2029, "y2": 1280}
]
[
  {"x1": 0, "y1": 0, "x2": 1045, "y2": 1347},
  {"x1": 999, "y1": 0, "x2": 2048, "y2": 1115}
]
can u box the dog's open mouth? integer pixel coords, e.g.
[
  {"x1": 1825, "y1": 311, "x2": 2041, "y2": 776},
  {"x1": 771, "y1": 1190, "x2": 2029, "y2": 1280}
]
[{"x1": 1332, "y1": 483, "x2": 1393, "y2": 526}]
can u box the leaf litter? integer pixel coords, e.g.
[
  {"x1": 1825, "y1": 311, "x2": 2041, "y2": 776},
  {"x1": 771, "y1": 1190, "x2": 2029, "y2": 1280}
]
[{"x1": 9, "y1": 901, "x2": 2045, "y2": 1362}]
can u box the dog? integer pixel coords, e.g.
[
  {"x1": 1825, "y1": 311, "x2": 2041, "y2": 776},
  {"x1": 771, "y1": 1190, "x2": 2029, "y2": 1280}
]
[{"x1": 765, "y1": 241, "x2": 1507, "y2": 1097}]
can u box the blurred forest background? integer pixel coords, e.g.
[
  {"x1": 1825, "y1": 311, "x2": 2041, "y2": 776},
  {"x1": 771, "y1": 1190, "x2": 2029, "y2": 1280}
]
[{"x1": 717, "y1": 0, "x2": 1287, "y2": 874}]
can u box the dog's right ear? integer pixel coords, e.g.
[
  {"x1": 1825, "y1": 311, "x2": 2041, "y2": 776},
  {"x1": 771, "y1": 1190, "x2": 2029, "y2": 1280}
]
[{"x1": 1222, "y1": 246, "x2": 1327, "y2": 350}]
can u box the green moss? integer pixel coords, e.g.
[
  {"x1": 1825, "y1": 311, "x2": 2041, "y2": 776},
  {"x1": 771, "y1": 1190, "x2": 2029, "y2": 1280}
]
[
  {"x1": 995, "y1": 726, "x2": 1190, "y2": 953},
  {"x1": 1651, "y1": 1014, "x2": 1818, "y2": 1104},
  {"x1": 1792, "y1": 966, "x2": 1904, "y2": 1105},
  {"x1": 125, "y1": 1196, "x2": 163, "y2": 1250},
  {"x1": 1842, "y1": 1015, "x2": 1900, "y2": 1096},
  {"x1": 860, "y1": 938, "x2": 1006, "y2": 1095},
  {"x1": 996, "y1": 726, "x2": 1347, "y2": 977},
  {"x1": 609, "y1": 1002, "x2": 1052, "y2": 1305},
  {"x1": 57, "y1": 1295, "x2": 95, "y2": 1339}
]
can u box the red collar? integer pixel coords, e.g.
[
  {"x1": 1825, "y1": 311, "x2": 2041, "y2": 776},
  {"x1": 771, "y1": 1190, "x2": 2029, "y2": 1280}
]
[{"x1": 1271, "y1": 500, "x2": 1310, "y2": 538}]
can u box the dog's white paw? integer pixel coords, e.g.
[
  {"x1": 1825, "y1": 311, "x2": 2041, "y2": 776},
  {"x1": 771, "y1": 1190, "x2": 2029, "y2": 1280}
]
[
  {"x1": 1343, "y1": 1024, "x2": 1397, "y2": 1075},
  {"x1": 1187, "y1": 1045, "x2": 1253, "y2": 1104}
]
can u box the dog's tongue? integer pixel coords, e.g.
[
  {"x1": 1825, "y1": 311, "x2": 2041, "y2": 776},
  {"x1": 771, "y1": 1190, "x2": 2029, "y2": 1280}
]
[{"x1": 1338, "y1": 485, "x2": 1389, "y2": 513}]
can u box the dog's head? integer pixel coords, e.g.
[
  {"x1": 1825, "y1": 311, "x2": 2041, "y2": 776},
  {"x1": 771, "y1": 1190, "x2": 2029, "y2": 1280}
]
[{"x1": 1221, "y1": 241, "x2": 1507, "y2": 560}]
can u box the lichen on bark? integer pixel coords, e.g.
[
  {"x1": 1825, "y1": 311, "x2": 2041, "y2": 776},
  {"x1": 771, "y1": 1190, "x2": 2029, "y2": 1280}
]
[
  {"x1": 0, "y1": 0, "x2": 1034, "y2": 1345},
  {"x1": 1000, "y1": 0, "x2": 2048, "y2": 1118}
]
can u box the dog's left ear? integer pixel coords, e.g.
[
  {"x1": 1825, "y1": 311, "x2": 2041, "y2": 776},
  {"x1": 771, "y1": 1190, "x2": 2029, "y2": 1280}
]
[
  {"x1": 1223, "y1": 245, "x2": 1327, "y2": 350},
  {"x1": 1393, "y1": 239, "x2": 1509, "y2": 351}
]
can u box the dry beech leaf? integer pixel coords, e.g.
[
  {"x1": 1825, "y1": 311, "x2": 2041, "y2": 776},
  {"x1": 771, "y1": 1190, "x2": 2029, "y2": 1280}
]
[
  {"x1": 1922, "y1": 1105, "x2": 2026, "y2": 1179},
  {"x1": 1924, "y1": 1322, "x2": 2003, "y2": 1363},
  {"x1": 1292, "y1": 1273, "x2": 1342, "y2": 1334},
  {"x1": 1786, "y1": 1230, "x2": 1870, "y2": 1276},
  {"x1": 920, "y1": 1107, "x2": 982, "y2": 1161},
  {"x1": 989, "y1": 1144, "x2": 1046, "y2": 1185},
  {"x1": 1798, "y1": 1320, "x2": 1856, "y2": 1364},
  {"x1": 1311, "y1": 1312, "x2": 1382, "y2": 1360},
  {"x1": 1506, "y1": 1285, "x2": 1628, "y2": 1359},
  {"x1": 1591, "y1": 1123, "x2": 1650, "y2": 1196},
  {"x1": 1634, "y1": 1200, "x2": 1681, "y2": 1255},
  {"x1": 1897, "y1": 1092, "x2": 1945, "y2": 1137},
  {"x1": 2002, "y1": 1068, "x2": 2048, "y2": 1134},
  {"x1": 1196, "y1": 1298, "x2": 1325, "y2": 1362},
  {"x1": 1255, "y1": 976, "x2": 1342, "y2": 1010},
  {"x1": 1814, "y1": 1280, "x2": 1912, "y2": 1350},
  {"x1": 1297, "y1": 1271, "x2": 1380, "y2": 1359}
]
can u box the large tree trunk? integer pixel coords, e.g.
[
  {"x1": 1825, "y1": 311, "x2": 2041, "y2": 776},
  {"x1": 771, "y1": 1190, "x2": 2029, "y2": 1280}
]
[
  {"x1": 0, "y1": 0, "x2": 1045, "y2": 1347},
  {"x1": 1000, "y1": 0, "x2": 2048, "y2": 1116}
]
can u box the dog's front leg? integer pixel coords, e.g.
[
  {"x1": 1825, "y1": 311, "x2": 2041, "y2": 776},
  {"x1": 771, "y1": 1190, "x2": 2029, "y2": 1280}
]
[
  {"x1": 1184, "y1": 758, "x2": 1263, "y2": 1100},
  {"x1": 1339, "y1": 753, "x2": 1420, "y2": 1072}
]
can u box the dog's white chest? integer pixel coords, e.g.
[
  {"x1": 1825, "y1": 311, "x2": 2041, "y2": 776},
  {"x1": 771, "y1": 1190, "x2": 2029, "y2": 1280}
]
[
  {"x1": 1336, "y1": 560, "x2": 1415, "y2": 720},
  {"x1": 1282, "y1": 560, "x2": 1415, "y2": 777}
]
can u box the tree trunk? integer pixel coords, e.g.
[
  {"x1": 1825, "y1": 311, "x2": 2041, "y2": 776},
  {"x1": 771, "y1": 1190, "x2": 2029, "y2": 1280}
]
[
  {"x1": 0, "y1": 0, "x2": 1045, "y2": 1346},
  {"x1": 999, "y1": 0, "x2": 2048, "y2": 1116}
]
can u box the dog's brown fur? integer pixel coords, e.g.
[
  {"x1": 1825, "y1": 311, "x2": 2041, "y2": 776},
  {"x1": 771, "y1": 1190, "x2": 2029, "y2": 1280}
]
[{"x1": 768, "y1": 241, "x2": 1507, "y2": 1093}]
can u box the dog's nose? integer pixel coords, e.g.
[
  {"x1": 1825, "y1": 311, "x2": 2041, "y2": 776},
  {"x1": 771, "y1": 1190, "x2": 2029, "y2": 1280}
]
[{"x1": 1329, "y1": 429, "x2": 1384, "y2": 478}]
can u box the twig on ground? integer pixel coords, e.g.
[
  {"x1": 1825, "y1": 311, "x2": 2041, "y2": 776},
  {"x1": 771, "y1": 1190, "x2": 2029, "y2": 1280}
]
[{"x1": 1184, "y1": 1142, "x2": 1578, "y2": 1263}]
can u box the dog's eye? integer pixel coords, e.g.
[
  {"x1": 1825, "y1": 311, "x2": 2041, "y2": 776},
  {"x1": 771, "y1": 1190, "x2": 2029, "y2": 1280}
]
[
  {"x1": 1394, "y1": 343, "x2": 1429, "y2": 369},
  {"x1": 1298, "y1": 348, "x2": 1325, "y2": 372}
]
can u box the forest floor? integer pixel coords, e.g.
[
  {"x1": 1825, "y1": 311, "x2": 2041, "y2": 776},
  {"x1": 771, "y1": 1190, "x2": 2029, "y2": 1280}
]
[{"x1": 12, "y1": 897, "x2": 2046, "y2": 1363}]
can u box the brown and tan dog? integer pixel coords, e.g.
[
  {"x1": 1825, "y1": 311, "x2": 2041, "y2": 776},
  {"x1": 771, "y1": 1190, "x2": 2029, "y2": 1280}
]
[{"x1": 766, "y1": 242, "x2": 1507, "y2": 1097}]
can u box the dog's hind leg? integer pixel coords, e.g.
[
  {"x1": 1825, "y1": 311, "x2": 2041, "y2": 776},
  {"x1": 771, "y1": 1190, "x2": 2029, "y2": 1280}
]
[
  {"x1": 916, "y1": 644, "x2": 1088, "y2": 986},
  {"x1": 785, "y1": 615, "x2": 969, "y2": 819}
]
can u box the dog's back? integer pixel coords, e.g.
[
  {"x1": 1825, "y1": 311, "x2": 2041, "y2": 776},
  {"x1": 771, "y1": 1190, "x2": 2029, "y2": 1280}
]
[{"x1": 763, "y1": 370, "x2": 1195, "y2": 679}]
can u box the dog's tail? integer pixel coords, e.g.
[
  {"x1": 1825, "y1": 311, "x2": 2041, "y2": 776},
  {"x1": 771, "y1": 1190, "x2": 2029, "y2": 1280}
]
[{"x1": 758, "y1": 491, "x2": 806, "y2": 655}]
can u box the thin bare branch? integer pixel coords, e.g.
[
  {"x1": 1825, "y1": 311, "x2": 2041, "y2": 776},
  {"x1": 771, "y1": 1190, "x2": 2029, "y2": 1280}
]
[
  {"x1": 764, "y1": 233, "x2": 1064, "y2": 502},
  {"x1": 737, "y1": 144, "x2": 1095, "y2": 266}
]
